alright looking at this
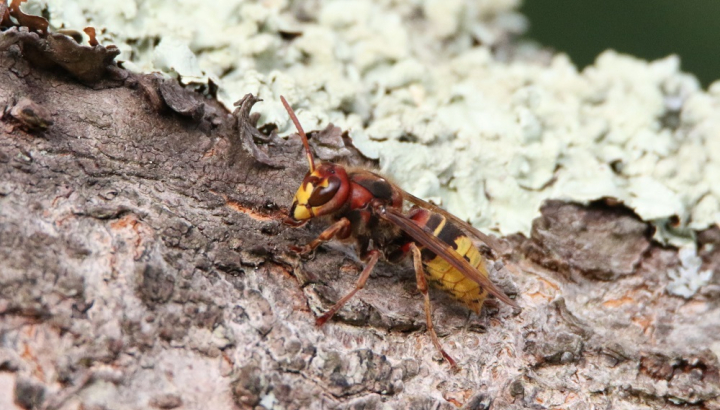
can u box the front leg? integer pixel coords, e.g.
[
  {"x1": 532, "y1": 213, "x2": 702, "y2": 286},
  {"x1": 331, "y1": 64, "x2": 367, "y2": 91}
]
[{"x1": 291, "y1": 217, "x2": 351, "y2": 255}]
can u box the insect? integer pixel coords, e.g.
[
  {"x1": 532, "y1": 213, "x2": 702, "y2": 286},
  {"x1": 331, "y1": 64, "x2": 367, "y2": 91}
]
[{"x1": 280, "y1": 96, "x2": 519, "y2": 367}]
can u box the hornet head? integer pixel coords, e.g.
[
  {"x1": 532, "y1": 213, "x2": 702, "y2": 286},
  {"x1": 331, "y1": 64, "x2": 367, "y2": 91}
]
[{"x1": 281, "y1": 97, "x2": 350, "y2": 226}]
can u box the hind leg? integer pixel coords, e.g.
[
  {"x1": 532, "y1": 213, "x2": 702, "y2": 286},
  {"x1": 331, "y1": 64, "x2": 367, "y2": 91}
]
[{"x1": 409, "y1": 243, "x2": 457, "y2": 368}]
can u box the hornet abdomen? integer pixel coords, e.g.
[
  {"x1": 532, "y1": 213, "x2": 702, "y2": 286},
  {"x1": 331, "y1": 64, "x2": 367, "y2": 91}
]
[{"x1": 410, "y1": 211, "x2": 489, "y2": 314}]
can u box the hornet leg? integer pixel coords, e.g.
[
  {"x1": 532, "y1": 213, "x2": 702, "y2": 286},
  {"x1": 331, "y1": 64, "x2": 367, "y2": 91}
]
[
  {"x1": 292, "y1": 218, "x2": 350, "y2": 255},
  {"x1": 316, "y1": 249, "x2": 380, "y2": 326},
  {"x1": 410, "y1": 243, "x2": 458, "y2": 368}
]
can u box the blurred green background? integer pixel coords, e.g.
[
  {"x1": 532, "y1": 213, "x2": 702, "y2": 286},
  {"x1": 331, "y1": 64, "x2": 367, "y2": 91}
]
[{"x1": 521, "y1": 0, "x2": 720, "y2": 87}]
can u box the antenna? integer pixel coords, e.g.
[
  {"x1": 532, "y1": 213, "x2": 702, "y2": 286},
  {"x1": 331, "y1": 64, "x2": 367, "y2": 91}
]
[{"x1": 280, "y1": 96, "x2": 315, "y2": 172}]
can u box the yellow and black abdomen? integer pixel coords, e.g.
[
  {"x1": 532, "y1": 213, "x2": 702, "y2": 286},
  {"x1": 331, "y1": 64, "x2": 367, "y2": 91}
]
[{"x1": 419, "y1": 213, "x2": 489, "y2": 314}]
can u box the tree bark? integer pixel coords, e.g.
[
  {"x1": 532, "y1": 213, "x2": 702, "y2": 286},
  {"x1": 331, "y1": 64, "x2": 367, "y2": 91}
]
[{"x1": 1, "y1": 40, "x2": 719, "y2": 410}]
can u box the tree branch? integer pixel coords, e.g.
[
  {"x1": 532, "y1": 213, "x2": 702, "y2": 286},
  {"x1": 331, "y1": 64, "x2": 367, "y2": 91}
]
[{"x1": 0, "y1": 34, "x2": 718, "y2": 410}]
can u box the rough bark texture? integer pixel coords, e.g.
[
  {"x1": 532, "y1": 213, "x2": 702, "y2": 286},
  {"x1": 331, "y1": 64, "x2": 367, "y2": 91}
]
[{"x1": 1, "y1": 41, "x2": 719, "y2": 410}]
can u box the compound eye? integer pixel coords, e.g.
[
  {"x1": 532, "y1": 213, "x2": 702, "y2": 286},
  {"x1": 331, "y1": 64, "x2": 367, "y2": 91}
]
[
  {"x1": 303, "y1": 174, "x2": 320, "y2": 190},
  {"x1": 308, "y1": 176, "x2": 341, "y2": 207}
]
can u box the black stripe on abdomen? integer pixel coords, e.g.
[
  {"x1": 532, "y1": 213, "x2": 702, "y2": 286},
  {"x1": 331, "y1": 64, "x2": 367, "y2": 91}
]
[
  {"x1": 420, "y1": 213, "x2": 464, "y2": 261},
  {"x1": 436, "y1": 219, "x2": 463, "y2": 250}
]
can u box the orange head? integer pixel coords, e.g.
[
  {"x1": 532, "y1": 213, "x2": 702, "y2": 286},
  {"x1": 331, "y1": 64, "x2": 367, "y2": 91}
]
[
  {"x1": 281, "y1": 97, "x2": 350, "y2": 225},
  {"x1": 287, "y1": 163, "x2": 350, "y2": 223}
]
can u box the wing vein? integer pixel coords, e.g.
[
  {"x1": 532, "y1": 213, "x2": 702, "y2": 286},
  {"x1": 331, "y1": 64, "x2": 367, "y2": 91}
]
[
  {"x1": 403, "y1": 192, "x2": 509, "y2": 255},
  {"x1": 380, "y1": 207, "x2": 518, "y2": 308}
]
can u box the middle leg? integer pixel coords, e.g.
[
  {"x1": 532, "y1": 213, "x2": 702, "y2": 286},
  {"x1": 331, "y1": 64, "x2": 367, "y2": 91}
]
[{"x1": 315, "y1": 249, "x2": 381, "y2": 326}]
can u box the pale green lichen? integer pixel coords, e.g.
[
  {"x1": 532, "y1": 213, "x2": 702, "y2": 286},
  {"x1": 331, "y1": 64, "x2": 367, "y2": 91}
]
[
  {"x1": 32, "y1": 0, "x2": 720, "y2": 256},
  {"x1": 667, "y1": 246, "x2": 714, "y2": 299}
]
